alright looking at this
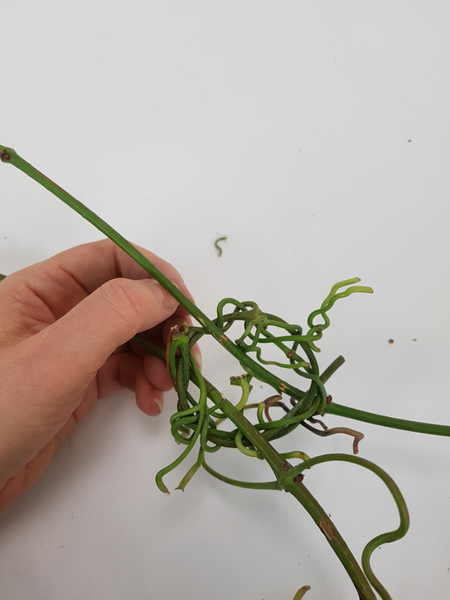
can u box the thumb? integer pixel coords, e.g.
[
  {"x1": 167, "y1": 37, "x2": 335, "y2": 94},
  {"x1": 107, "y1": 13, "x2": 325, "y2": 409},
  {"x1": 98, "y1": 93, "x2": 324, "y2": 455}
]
[{"x1": 0, "y1": 278, "x2": 180, "y2": 476}]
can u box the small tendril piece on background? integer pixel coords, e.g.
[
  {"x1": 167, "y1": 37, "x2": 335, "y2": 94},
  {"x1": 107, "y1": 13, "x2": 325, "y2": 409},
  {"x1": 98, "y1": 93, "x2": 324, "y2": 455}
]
[{"x1": 214, "y1": 235, "x2": 227, "y2": 256}]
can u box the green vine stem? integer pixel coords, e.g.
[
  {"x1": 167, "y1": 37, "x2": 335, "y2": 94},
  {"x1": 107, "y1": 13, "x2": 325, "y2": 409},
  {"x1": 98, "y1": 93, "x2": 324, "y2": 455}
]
[
  {"x1": 325, "y1": 403, "x2": 450, "y2": 436},
  {"x1": 196, "y1": 372, "x2": 380, "y2": 600},
  {"x1": 2, "y1": 145, "x2": 450, "y2": 599},
  {"x1": 131, "y1": 334, "x2": 405, "y2": 600},
  {"x1": 283, "y1": 454, "x2": 410, "y2": 600},
  {"x1": 0, "y1": 146, "x2": 315, "y2": 408},
  {"x1": 2, "y1": 145, "x2": 449, "y2": 438}
]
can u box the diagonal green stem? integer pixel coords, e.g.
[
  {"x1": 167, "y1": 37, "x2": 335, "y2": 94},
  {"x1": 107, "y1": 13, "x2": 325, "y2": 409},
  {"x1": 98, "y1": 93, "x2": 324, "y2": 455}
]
[
  {"x1": 131, "y1": 334, "x2": 379, "y2": 597},
  {"x1": 131, "y1": 335, "x2": 377, "y2": 596},
  {"x1": 202, "y1": 378, "x2": 378, "y2": 599},
  {"x1": 283, "y1": 453, "x2": 410, "y2": 600},
  {"x1": 0, "y1": 145, "x2": 311, "y2": 406}
]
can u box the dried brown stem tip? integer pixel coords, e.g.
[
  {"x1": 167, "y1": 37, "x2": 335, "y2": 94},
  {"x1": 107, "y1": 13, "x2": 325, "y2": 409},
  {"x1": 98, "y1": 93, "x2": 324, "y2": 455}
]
[
  {"x1": 293, "y1": 585, "x2": 311, "y2": 600},
  {"x1": 263, "y1": 394, "x2": 286, "y2": 422},
  {"x1": 301, "y1": 421, "x2": 364, "y2": 454}
]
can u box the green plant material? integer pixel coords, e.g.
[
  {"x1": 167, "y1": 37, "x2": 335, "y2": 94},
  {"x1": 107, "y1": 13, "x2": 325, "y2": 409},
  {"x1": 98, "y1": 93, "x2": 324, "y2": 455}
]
[
  {"x1": 283, "y1": 454, "x2": 409, "y2": 600},
  {"x1": 325, "y1": 402, "x2": 450, "y2": 436},
  {"x1": 0, "y1": 149, "x2": 314, "y2": 406},
  {"x1": 214, "y1": 235, "x2": 227, "y2": 256},
  {"x1": 293, "y1": 586, "x2": 311, "y2": 600},
  {"x1": 202, "y1": 459, "x2": 281, "y2": 490},
  {"x1": 0, "y1": 274, "x2": 6, "y2": 282},
  {"x1": 2, "y1": 144, "x2": 450, "y2": 600}
]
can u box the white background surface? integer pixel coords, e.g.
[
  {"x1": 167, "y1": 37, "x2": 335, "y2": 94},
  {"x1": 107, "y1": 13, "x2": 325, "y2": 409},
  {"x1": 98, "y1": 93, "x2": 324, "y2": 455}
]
[{"x1": 0, "y1": 1, "x2": 449, "y2": 598}]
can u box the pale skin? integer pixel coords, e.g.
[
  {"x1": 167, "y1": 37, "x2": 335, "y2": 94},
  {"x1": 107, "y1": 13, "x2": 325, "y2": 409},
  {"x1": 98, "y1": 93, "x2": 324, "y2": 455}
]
[{"x1": 0, "y1": 239, "x2": 199, "y2": 511}]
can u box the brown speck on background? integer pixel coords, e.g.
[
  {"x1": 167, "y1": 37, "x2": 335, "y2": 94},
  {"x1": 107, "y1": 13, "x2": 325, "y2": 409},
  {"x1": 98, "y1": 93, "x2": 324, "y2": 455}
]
[{"x1": 388, "y1": 339, "x2": 394, "y2": 344}]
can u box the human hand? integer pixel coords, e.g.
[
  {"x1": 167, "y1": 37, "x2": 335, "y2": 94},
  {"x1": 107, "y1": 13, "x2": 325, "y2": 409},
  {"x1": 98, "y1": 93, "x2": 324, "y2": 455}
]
[{"x1": 0, "y1": 239, "x2": 197, "y2": 510}]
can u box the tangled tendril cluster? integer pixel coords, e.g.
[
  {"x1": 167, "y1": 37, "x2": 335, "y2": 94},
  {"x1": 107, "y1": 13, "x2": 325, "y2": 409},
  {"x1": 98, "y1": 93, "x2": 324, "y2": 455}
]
[{"x1": 155, "y1": 278, "x2": 373, "y2": 494}]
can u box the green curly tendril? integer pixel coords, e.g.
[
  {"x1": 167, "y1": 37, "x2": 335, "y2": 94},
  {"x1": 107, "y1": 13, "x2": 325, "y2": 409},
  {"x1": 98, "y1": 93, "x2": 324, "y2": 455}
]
[
  {"x1": 283, "y1": 454, "x2": 409, "y2": 600},
  {"x1": 214, "y1": 235, "x2": 227, "y2": 256}
]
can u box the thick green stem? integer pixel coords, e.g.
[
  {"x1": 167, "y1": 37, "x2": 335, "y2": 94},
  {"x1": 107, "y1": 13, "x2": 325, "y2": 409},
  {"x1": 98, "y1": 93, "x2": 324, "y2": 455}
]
[
  {"x1": 282, "y1": 481, "x2": 377, "y2": 600},
  {"x1": 203, "y1": 379, "x2": 377, "y2": 599},
  {"x1": 132, "y1": 335, "x2": 377, "y2": 597},
  {"x1": 326, "y1": 402, "x2": 450, "y2": 436},
  {"x1": 0, "y1": 145, "x2": 309, "y2": 404},
  {"x1": 284, "y1": 454, "x2": 410, "y2": 600}
]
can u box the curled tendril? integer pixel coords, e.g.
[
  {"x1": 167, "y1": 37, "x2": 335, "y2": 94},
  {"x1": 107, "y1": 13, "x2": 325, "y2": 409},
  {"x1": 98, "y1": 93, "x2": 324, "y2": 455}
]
[
  {"x1": 215, "y1": 297, "x2": 248, "y2": 328},
  {"x1": 155, "y1": 349, "x2": 208, "y2": 494},
  {"x1": 235, "y1": 430, "x2": 258, "y2": 457},
  {"x1": 307, "y1": 278, "x2": 373, "y2": 349},
  {"x1": 152, "y1": 278, "x2": 398, "y2": 596},
  {"x1": 230, "y1": 374, "x2": 253, "y2": 411},
  {"x1": 300, "y1": 419, "x2": 364, "y2": 455},
  {"x1": 263, "y1": 395, "x2": 288, "y2": 421},
  {"x1": 214, "y1": 235, "x2": 227, "y2": 256},
  {"x1": 156, "y1": 279, "x2": 372, "y2": 494},
  {"x1": 282, "y1": 454, "x2": 410, "y2": 600}
]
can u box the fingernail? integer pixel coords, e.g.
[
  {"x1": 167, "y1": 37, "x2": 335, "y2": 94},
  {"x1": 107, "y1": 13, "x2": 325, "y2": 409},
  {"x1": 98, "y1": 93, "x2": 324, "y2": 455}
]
[
  {"x1": 153, "y1": 392, "x2": 164, "y2": 414},
  {"x1": 146, "y1": 280, "x2": 179, "y2": 310}
]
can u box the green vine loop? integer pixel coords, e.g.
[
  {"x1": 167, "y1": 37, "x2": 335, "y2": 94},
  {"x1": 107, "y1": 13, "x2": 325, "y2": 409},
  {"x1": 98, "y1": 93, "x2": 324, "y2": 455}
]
[
  {"x1": 235, "y1": 430, "x2": 258, "y2": 457},
  {"x1": 282, "y1": 453, "x2": 410, "y2": 600},
  {"x1": 155, "y1": 339, "x2": 208, "y2": 494},
  {"x1": 202, "y1": 460, "x2": 281, "y2": 490}
]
